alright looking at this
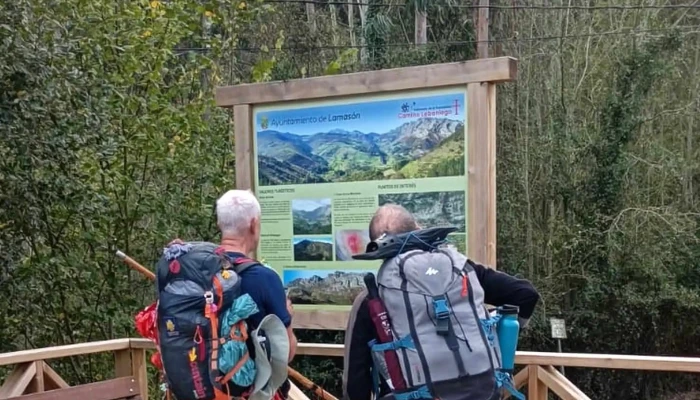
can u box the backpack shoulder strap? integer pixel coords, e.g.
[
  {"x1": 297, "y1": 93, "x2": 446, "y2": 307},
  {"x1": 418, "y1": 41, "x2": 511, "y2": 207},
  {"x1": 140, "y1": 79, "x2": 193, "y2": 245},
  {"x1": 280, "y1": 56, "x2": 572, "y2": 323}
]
[{"x1": 229, "y1": 256, "x2": 261, "y2": 274}]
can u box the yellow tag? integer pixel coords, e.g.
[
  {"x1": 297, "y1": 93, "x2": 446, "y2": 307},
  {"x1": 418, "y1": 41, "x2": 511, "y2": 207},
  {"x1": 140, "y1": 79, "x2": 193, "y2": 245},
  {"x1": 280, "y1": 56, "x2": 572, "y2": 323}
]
[{"x1": 189, "y1": 347, "x2": 197, "y2": 362}]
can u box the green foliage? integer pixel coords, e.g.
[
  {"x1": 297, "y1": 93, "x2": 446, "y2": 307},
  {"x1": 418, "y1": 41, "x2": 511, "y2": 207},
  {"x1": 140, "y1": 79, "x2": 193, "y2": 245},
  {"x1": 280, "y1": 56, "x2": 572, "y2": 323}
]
[
  {"x1": 0, "y1": 0, "x2": 231, "y2": 390},
  {"x1": 325, "y1": 48, "x2": 359, "y2": 75}
]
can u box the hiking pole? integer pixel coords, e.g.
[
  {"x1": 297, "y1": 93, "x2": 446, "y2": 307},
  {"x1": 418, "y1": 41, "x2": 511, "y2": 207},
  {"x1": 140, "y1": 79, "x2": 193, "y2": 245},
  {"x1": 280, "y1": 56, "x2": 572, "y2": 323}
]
[
  {"x1": 115, "y1": 250, "x2": 338, "y2": 400},
  {"x1": 116, "y1": 250, "x2": 156, "y2": 280},
  {"x1": 288, "y1": 367, "x2": 338, "y2": 400}
]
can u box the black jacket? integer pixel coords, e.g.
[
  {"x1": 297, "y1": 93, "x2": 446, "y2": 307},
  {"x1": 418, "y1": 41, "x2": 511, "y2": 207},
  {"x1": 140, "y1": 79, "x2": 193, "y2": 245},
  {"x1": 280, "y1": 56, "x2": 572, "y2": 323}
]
[{"x1": 341, "y1": 259, "x2": 540, "y2": 400}]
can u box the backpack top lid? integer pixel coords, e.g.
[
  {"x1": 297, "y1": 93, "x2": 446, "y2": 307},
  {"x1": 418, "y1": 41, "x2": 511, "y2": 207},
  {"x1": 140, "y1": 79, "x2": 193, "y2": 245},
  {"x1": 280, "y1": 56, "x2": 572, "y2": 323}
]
[
  {"x1": 351, "y1": 226, "x2": 459, "y2": 261},
  {"x1": 155, "y1": 241, "x2": 231, "y2": 293}
]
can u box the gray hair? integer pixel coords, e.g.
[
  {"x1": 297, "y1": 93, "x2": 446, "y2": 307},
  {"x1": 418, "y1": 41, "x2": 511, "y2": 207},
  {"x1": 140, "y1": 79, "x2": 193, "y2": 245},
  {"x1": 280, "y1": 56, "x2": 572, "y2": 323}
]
[
  {"x1": 215, "y1": 189, "x2": 261, "y2": 236},
  {"x1": 368, "y1": 204, "x2": 418, "y2": 241}
]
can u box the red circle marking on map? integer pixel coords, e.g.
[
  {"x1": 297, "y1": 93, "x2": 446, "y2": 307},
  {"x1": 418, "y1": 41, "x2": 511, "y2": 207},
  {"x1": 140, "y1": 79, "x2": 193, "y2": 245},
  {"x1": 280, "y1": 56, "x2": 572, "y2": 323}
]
[{"x1": 348, "y1": 233, "x2": 360, "y2": 254}]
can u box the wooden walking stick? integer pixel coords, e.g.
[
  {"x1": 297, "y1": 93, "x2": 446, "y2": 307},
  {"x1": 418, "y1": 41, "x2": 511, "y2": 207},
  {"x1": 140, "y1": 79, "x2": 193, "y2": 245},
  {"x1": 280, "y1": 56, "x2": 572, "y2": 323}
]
[
  {"x1": 115, "y1": 249, "x2": 338, "y2": 400},
  {"x1": 287, "y1": 367, "x2": 339, "y2": 400},
  {"x1": 116, "y1": 250, "x2": 156, "y2": 280}
]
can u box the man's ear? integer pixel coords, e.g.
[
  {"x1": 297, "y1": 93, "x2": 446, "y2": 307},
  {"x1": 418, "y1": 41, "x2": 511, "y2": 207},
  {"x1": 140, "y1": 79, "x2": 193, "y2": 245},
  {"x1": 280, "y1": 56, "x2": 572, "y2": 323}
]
[{"x1": 250, "y1": 217, "x2": 260, "y2": 236}]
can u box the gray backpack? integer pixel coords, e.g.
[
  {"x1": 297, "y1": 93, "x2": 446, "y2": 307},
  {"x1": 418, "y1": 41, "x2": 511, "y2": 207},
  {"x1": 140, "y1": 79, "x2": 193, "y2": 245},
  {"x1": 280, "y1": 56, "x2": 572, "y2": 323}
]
[{"x1": 374, "y1": 246, "x2": 503, "y2": 400}]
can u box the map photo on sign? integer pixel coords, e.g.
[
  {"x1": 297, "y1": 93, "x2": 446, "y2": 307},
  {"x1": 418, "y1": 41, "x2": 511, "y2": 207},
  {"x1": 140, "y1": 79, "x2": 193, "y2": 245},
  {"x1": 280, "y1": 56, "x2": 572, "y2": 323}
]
[
  {"x1": 255, "y1": 92, "x2": 466, "y2": 186},
  {"x1": 252, "y1": 88, "x2": 469, "y2": 309}
]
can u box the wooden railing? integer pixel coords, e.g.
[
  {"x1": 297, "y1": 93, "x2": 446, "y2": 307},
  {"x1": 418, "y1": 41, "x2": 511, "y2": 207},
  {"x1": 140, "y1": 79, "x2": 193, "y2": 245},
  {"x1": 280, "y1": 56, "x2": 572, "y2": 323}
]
[
  {"x1": 0, "y1": 339, "x2": 146, "y2": 400},
  {"x1": 287, "y1": 342, "x2": 700, "y2": 400},
  {"x1": 1, "y1": 339, "x2": 699, "y2": 400}
]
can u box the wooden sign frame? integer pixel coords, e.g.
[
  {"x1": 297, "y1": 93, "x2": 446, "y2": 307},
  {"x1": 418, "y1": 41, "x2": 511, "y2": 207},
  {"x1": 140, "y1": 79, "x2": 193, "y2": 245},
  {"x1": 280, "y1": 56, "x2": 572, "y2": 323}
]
[{"x1": 214, "y1": 56, "x2": 517, "y2": 330}]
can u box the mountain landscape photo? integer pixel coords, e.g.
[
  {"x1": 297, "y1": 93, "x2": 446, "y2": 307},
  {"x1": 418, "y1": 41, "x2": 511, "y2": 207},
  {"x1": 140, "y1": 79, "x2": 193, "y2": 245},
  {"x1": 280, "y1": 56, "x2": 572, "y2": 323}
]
[
  {"x1": 292, "y1": 199, "x2": 332, "y2": 235},
  {"x1": 256, "y1": 117, "x2": 465, "y2": 186},
  {"x1": 293, "y1": 237, "x2": 333, "y2": 261},
  {"x1": 378, "y1": 191, "x2": 466, "y2": 232},
  {"x1": 284, "y1": 270, "x2": 369, "y2": 305}
]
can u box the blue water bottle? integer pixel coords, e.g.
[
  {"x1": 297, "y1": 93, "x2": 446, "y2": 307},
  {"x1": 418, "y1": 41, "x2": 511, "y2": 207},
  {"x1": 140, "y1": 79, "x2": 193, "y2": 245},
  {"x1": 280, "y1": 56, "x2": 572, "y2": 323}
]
[{"x1": 496, "y1": 304, "x2": 520, "y2": 373}]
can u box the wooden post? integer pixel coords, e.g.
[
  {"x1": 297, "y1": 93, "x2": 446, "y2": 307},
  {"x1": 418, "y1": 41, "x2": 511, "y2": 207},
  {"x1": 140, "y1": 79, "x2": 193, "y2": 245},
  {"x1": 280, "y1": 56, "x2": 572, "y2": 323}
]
[
  {"x1": 234, "y1": 105, "x2": 254, "y2": 192},
  {"x1": 415, "y1": 1, "x2": 427, "y2": 45},
  {"x1": 487, "y1": 83, "x2": 497, "y2": 267},
  {"x1": 306, "y1": 2, "x2": 316, "y2": 33},
  {"x1": 131, "y1": 348, "x2": 148, "y2": 400},
  {"x1": 115, "y1": 348, "x2": 148, "y2": 400},
  {"x1": 468, "y1": 82, "x2": 496, "y2": 267},
  {"x1": 528, "y1": 365, "x2": 548, "y2": 400},
  {"x1": 25, "y1": 361, "x2": 44, "y2": 393},
  {"x1": 477, "y1": 0, "x2": 489, "y2": 58}
]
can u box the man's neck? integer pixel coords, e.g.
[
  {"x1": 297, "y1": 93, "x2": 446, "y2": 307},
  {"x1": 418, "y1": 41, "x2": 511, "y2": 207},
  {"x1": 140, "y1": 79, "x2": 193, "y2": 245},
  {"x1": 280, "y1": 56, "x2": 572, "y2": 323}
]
[{"x1": 219, "y1": 236, "x2": 253, "y2": 256}]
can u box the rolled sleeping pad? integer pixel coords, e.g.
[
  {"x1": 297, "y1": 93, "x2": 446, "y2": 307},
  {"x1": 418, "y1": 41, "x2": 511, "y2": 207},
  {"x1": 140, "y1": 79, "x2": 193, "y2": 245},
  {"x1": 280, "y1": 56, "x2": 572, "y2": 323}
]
[{"x1": 364, "y1": 273, "x2": 407, "y2": 391}]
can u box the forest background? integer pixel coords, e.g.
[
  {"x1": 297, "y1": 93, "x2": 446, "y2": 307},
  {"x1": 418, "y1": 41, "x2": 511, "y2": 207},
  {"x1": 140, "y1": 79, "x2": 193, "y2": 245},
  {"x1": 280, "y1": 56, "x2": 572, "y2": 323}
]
[{"x1": 1, "y1": 0, "x2": 699, "y2": 399}]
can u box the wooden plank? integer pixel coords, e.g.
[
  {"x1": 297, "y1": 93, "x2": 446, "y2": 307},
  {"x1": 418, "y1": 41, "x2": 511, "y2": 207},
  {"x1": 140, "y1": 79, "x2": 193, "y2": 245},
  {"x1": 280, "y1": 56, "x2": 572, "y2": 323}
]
[
  {"x1": 130, "y1": 349, "x2": 148, "y2": 400},
  {"x1": 537, "y1": 366, "x2": 589, "y2": 400},
  {"x1": 502, "y1": 367, "x2": 529, "y2": 400},
  {"x1": 41, "y1": 362, "x2": 69, "y2": 391},
  {"x1": 114, "y1": 350, "x2": 131, "y2": 378},
  {"x1": 486, "y1": 83, "x2": 497, "y2": 268},
  {"x1": 127, "y1": 339, "x2": 153, "y2": 350},
  {"x1": 467, "y1": 83, "x2": 490, "y2": 266},
  {"x1": 8, "y1": 377, "x2": 139, "y2": 400},
  {"x1": 527, "y1": 365, "x2": 547, "y2": 400},
  {"x1": 234, "y1": 105, "x2": 254, "y2": 192},
  {"x1": 0, "y1": 363, "x2": 36, "y2": 398},
  {"x1": 296, "y1": 343, "x2": 344, "y2": 358},
  {"x1": 515, "y1": 351, "x2": 700, "y2": 373},
  {"x1": 545, "y1": 366, "x2": 590, "y2": 400},
  {"x1": 288, "y1": 382, "x2": 310, "y2": 400},
  {"x1": 513, "y1": 366, "x2": 529, "y2": 390},
  {"x1": 215, "y1": 57, "x2": 518, "y2": 106},
  {"x1": 292, "y1": 310, "x2": 349, "y2": 331},
  {"x1": 25, "y1": 362, "x2": 43, "y2": 394},
  {"x1": 0, "y1": 340, "x2": 131, "y2": 366}
]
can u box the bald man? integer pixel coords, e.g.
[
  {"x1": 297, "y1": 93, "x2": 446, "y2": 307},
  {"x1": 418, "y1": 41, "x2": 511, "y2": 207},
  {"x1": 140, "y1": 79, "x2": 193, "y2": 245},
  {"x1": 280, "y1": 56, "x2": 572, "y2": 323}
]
[{"x1": 342, "y1": 204, "x2": 540, "y2": 400}]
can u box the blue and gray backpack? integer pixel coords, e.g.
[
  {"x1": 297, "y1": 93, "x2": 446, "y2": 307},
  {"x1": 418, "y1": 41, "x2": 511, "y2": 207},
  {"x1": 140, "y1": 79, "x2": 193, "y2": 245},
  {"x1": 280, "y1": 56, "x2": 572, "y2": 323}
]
[{"x1": 155, "y1": 241, "x2": 261, "y2": 400}]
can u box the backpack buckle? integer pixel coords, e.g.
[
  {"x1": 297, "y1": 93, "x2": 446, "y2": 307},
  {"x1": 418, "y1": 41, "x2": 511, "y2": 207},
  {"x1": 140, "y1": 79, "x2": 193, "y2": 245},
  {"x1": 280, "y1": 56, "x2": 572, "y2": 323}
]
[
  {"x1": 432, "y1": 296, "x2": 450, "y2": 336},
  {"x1": 204, "y1": 291, "x2": 214, "y2": 304}
]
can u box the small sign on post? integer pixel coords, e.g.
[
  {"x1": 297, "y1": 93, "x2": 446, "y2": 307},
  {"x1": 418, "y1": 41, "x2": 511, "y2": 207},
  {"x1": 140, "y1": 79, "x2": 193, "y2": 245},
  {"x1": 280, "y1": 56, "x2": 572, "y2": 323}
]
[
  {"x1": 549, "y1": 317, "x2": 567, "y2": 375},
  {"x1": 550, "y1": 318, "x2": 567, "y2": 339}
]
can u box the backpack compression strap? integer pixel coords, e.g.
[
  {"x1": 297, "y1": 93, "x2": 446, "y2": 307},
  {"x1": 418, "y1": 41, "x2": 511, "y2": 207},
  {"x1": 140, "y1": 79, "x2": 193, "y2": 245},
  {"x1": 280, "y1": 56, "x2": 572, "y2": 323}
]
[{"x1": 230, "y1": 257, "x2": 261, "y2": 274}]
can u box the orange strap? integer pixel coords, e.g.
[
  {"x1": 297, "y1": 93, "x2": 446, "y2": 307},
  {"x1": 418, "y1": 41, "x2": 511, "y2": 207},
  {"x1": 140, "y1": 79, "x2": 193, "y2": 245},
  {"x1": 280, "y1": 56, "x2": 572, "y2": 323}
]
[
  {"x1": 217, "y1": 351, "x2": 250, "y2": 385},
  {"x1": 208, "y1": 276, "x2": 225, "y2": 372},
  {"x1": 231, "y1": 321, "x2": 248, "y2": 342},
  {"x1": 214, "y1": 277, "x2": 224, "y2": 311},
  {"x1": 215, "y1": 321, "x2": 250, "y2": 385}
]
